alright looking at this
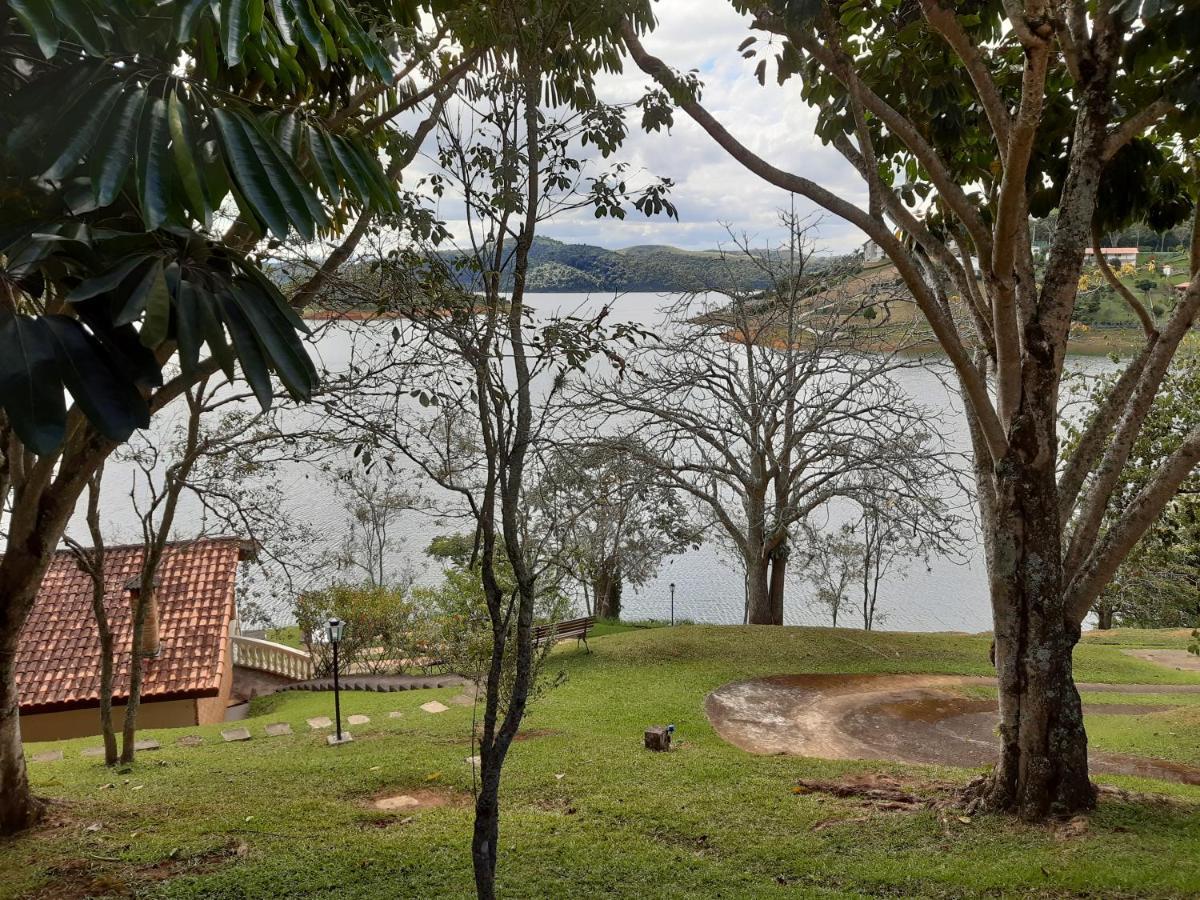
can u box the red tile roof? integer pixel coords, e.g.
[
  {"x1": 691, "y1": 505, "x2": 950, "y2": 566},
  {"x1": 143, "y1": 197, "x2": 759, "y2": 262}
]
[{"x1": 16, "y1": 537, "x2": 250, "y2": 713}]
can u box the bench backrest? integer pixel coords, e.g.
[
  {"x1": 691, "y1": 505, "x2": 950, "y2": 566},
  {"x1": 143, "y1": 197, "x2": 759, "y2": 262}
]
[{"x1": 532, "y1": 616, "x2": 595, "y2": 640}]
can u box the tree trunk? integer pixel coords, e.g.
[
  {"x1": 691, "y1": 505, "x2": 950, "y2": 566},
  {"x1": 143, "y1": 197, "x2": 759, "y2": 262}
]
[
  {"x1": 0, "y1": 633, "x2": 41, "y2": 834},
  {"x1": 120, "y1": 593, "x2": 150, "y2": 764},
  {"x1": 471, "y1": 764, "x2": 501, "y2": 900},
  {"x1": 745, "y1": 553, "x2": 774, "y2": 625},
  {"x1": 767, "y1": 542, "x2": 788, "y2": 625},
  {"x1": 1095, "y1": 598, "x2": 1114, "y2": 631},
  {"x1": 96, "y1": 622, "x2": 118, "y2": 766},
  {"x1": 593, "y1": 563, "x2": 622, "y2": 620},
  {"x1": 977, "y1": 416, "x2": 1096, "y2": 819}
]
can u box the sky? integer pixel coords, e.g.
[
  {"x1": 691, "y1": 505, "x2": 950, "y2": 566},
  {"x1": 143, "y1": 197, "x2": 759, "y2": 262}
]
[{"x1": 419, "y1": 0, "x2": 872, "y2": 257}]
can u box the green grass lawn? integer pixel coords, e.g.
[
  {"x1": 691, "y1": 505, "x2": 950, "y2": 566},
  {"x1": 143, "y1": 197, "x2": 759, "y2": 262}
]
[{"x1": 5, "y1": 625, "x2": 1200, "y2": 898}]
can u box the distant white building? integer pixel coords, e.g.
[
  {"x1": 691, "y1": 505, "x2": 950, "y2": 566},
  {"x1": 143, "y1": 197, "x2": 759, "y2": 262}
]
[
  {"x1": 1089, "y1": 247, "x2": 1139, "y2": 266},
  {"x1": 861, "y1": 238, "x2": 884, "y2": 264}
]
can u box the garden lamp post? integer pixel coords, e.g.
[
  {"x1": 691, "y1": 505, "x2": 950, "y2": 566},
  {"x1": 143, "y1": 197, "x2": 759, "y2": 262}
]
[
  {"x1": 669, "y1": 583, "x2": 676, "y2": 626},
  {"x1": 327, "y1": 618, "x2": 347, "y2": 744}
]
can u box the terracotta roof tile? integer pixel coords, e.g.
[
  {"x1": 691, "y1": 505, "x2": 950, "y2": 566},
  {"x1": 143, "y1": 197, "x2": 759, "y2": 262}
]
[{"x1": 16, "y1": 538, "x2": 247, "y2": 713}]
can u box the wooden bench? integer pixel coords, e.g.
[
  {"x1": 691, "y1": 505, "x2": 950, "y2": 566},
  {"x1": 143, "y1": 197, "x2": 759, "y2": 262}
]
[{"x1": 532, "y1": 616, "x2": 594, "y2": 653}]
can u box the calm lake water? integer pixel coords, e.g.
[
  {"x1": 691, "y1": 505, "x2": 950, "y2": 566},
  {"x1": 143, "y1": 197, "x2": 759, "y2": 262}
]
[{"x1": 66, "y1": 292, "x2": 1113, "y2": 634}]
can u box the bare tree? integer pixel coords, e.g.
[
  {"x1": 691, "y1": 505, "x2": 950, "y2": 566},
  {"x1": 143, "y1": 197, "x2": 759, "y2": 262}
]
[
  {"x1": 530, "y1": 443, "x2": 696, "y2": 619},
  {"x1": 622, "y1": 0, "x2": 1200, "y2": 818},
  {"x1": 802, "y1": 525, "x2": 859, "y2": 628},
  {"x1": 63, "y1": 468, "x2": 118, "y2": 765},
  {"x1": 328, "y1": 467, "x2": 423, "y2": 588},
  {"x1": 583, "y1": 220, "x2": 955, "y2": 624}
]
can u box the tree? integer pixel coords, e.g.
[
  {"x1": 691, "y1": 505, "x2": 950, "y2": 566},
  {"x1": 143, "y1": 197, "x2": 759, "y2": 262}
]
[
  {"x1": 802, "y1": 525, "x2": 859, "y2": 627},
  {"x1": 310, "y1": 4, "x2": 668, "y2": 892},
  {"x1": 585, "y1": 220, "x2": 955, "y2": 624},
  {"x1": 846, "y1": 476, "x2": 963, "y2": 631},
  {"x1": 0, "y1": 0, "x2": 472, "y2": 833},
  {"x1": 622, "y1": 0, "x2": 1200, "y2": 818},
  {"x1": 329, "y1": 467, "x2": 423, "y2": 587},
  {"x1": 530, "y1": 443, "x2": 696, "y2": 619},
  {"x1": 62, "y1": 468, "x2": 118, "y2": 765}
]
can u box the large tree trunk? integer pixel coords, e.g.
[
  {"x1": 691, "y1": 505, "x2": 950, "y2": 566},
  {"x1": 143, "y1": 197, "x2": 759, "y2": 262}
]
[
  {"x1": 0, "y1": 630, "x2": 41, "y2": 834},
  {"x1": 767, "y1": 541, "x2": 788, "y2": 625},
  {"x1": 976, "y1": 375, "x2": 1096, "y2": 819},
  {"x1": 745, "y1": 552, "x2": 774, "y2": 625},
  {"x1": 592, "y1": 563, "x2": 622, "y2": 620}
]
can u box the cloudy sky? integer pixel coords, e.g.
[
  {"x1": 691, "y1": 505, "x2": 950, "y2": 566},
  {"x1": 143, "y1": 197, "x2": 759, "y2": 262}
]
[{"x1": 420, "y1": 0, "x2": 872, "y2": 256}]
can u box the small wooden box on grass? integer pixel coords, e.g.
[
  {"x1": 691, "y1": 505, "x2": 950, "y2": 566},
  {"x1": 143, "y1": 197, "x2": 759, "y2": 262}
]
[{"x1": 644, "y1": 726, "x2": 671, "y2": 752}]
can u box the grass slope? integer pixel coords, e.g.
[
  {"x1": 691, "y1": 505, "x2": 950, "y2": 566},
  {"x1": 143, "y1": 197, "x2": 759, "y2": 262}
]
[{"x1": 5, "y1": 626, "x2": 1200, "y2": 899}]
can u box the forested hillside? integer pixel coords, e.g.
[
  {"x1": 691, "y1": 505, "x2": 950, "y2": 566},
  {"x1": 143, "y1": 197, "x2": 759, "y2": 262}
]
[{"x1": 506, "y1": 237, "x2": 782, "y2": 292}]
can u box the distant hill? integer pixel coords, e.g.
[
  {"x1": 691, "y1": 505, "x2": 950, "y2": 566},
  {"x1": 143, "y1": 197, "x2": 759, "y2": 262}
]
[{"x1": 514, "y1": 236, "x2": 780, "y2": 292}]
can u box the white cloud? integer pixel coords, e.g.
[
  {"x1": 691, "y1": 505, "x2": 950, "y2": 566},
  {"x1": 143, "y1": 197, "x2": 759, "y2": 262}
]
[{"x1": 409, "y1": 0, "x2": 871, "y2": 256}]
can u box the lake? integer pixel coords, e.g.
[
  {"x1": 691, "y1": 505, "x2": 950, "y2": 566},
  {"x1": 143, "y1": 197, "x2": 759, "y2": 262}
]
[{"x1": 66, "y1": 292, "x2": 1113, "y2": 634}]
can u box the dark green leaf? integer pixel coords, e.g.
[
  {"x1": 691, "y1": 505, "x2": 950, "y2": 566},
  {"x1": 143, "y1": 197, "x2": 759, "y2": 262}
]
[
  {"x1": 48, "y1": 0, "x2": 106, "y2": 55},
  {"x1": 307, "y1": 125, "x2": 343, "y2": 204},
  {"x1": 136, "y1": 96, "x2": 172, "y2": 229},
  {"x1": 67, "y1": 253, "x2": 152, "y2": 302},
  {"x1": 218, "y1": 290, "x2": 275, "y2": 407},
  {"x1": 213, "y1": 107, "x2": 292, "y2": 238},
  {"x1": 43, "y1": 81, "x2": 124, "y2": 180},
  {"x1": 269, "y1": 0, "x2": 294, "y2": 44},
  {"x1": 0, "y1": 315, "x2": 66, "y2": 453},
  {"x1": 138, "y1": 261, "x2": 172, "y2": 347},
  {"x1": 288, "y1": 0, "x2": 328, "y2": 67},
  {"x1": 175, "y1": 281, "x2": 203, "y2": 376},
  {"x1": 11, "y1": 0, "x2": 60, "y2": 58},
  {"x1": 94, "y1": 89, "x2": 146, "y2": 206},
  {"x1": 42, "y1": 316, "x2": 150, "y2": 442},
  {"x1": 176, "y1": 0, "x2": 211, "y2": 41},
  {"x1": 168, "y1": 90, "x2": 211, "y2": 227},
  {"x1": 222, "y1": 0, "x2": 250, "y2": 65},
  {"x1": 241, "y1": 113, "x2": 326, "y2": 235},
  {"x1": 226, "y1": 278, "x2": 315, "y2": 398}
]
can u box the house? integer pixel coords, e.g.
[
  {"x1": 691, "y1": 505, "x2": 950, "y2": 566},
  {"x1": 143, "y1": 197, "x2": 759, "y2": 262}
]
[
  {"x1": 1089, "y1": 247, "x2": 1139, "y2": 266},
  {"x1": 861, "y1": 238, "x2": 885, "y2": 264},
  {"x1": 15, "y1": 537, "x2": 254, "y2": 742}
]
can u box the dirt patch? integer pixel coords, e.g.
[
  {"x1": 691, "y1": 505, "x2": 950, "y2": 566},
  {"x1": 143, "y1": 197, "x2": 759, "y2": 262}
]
[
  {"x1": 706, "y1": 673, "x2": 1200, "y2": 786},
  {"x1": 26, "y1": 844, "x2": 241, "y2": 899},
  {"x1": 513, "y1": 728, "x2": 560, "y2": 742},
  {"x1": 1122, "y1": 648, "x2": 1200, "y2": 673},
  {"x1": 369, "y1": 787, "x2": 468, "y2": 811}
]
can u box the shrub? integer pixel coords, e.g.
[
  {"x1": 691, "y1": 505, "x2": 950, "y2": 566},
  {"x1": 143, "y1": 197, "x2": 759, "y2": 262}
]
[{"x1": 294, "y1": 583, "x2": 420, "y2": 676}]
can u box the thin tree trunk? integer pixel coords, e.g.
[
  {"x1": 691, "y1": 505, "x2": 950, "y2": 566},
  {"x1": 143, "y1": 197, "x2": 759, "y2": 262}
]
[
  {"x1": 120, "y1": 595, "x2": 150, "y2": 764},
  {"x1": 88, "y1": 571, "x2": 118, "y2": 765}
]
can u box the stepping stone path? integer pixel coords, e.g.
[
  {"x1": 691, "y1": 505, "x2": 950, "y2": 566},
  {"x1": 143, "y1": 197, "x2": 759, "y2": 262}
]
[
  {"x1": 177, "y1": 735, "x2": 204, "y2": 748},
  {"x1": 449, "y1": 694, "x2": 475, "y2": 707},
  {"x1": 388, "y1": 711, "x2": 404, "y2": 719},
  {"x1": 307, "y1": 716, "x2": 333, "y2": 730},
  {"x1": 265, "y1": 723, "x2": 292, "y2": 737},
  {"x1": 348, "y1": 715, "x2": 370, "y2": 726},
  {"x1": 32, "y1": 750, "x2": 63, "y2": 763},
  {"x1": 464, "y1": 755, "x2": 481, "y2": 768},
  {"x1": 420, "y1": 701, "x2": 449, "y2": 714},
  {"x1": 221, "y1": 728, "x2": 252, "y2": 743},
  {"x1": 134, "y1": 739, "x2": 161, "y2": 752},
  {"x1": 81, "y1": 747, "x2": 105, "y2": 758}
]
